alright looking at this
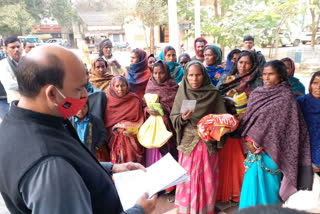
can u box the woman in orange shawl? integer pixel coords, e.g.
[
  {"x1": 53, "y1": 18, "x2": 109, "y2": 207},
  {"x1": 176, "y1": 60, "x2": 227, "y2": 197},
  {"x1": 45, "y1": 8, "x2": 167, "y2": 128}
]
[
  {"x1": 89, "y1": 57, "x2": 114, "y2": 95},
  {"x1": 105, "y1": 75, "x2": 144, "y2": 164}
]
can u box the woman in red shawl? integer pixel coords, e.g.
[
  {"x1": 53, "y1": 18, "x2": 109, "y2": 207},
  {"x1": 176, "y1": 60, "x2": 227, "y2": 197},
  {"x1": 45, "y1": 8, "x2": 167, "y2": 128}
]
[
  {"x1": 126, "y1": 48, "x2": 151, "y2": 100},
  {"x1": 144, "y1": 60, "x2": 179, "y2": 167},
  {"x1": 105, "y1": 75, "x2": 145, "y2": 164}
]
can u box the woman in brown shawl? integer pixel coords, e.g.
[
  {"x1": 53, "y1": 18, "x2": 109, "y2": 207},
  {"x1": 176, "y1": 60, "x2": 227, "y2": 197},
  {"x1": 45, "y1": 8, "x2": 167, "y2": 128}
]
[
  {"x1": 89, "y1": 57, "x2": 114, "y2": 94},
  {"x1": 170, "y1": 61, "x2": 226, "y2": 214},
  {"x1": 144, "y1": 60, "x2": 179, "y2": 166},
  {"x1": 239, "y1": 60, "x2": 313, "y2": 209}
]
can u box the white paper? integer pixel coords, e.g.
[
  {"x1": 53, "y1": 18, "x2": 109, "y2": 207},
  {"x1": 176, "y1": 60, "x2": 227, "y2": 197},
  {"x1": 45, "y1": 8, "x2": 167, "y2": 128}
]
[
  {"x1": 180, "y1": 100, "x2": 197, "y2": 113},
  {"x1": 113, "y1": 153, "x2": 189, "y2": 211}
]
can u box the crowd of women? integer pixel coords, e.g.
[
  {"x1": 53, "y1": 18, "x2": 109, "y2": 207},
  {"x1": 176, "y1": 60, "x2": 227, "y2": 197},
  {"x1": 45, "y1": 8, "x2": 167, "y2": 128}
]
[{"x1": 74, "y1": 37, "x2": 320, "y2": 214}]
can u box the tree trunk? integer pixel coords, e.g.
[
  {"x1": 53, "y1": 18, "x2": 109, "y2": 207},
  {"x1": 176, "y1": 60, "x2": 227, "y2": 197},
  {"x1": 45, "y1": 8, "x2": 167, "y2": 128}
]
[
  {"x1": 150, "y1": 25, "x2": 155, "y2": 55},
  {"x1": 311, "y1": 8, "x2": 316, "y2": 47},
  {"x1": 274, "y1": 27, "x2": 280, "y2": 59},
  {"x1": 143, "y1": 25, "x2": 149, "y2": 52},
  {"x1": 214, "y1": 0, "x2": 219, "y2": 17}
]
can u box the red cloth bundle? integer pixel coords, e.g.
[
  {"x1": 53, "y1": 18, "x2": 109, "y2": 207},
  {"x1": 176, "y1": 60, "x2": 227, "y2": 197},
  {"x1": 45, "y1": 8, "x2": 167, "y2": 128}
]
[{"x1": 197, "y1": 114, "x2": 239, "y2": 141}]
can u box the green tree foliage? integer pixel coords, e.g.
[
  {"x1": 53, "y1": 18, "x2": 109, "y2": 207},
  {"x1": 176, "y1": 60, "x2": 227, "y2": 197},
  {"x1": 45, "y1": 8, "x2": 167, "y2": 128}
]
[
  {"x1": 0, "y1": 2, "x2": 35, "y2": 35},
  {"x1": 0, "y1": 0, "x2": 78, "y2": 35},
  {"x1": 135, "y1": 0, "x2": 168, "y2": 54}
]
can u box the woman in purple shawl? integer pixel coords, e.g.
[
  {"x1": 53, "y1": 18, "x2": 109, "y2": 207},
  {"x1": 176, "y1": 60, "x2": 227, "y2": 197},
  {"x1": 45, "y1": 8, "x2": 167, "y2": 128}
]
[{"x1": 239, "y1": 60, "x2": 313, "y2": 209}]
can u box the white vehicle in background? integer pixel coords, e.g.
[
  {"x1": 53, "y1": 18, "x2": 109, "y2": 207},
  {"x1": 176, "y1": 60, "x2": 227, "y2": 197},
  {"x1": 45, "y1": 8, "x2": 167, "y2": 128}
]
[
  {"x1": 45, "y1": 38, "x2": 64, "y2": 46},
  {"x1": 18, "y1": 36, "x2": 43, "y2": 47},
  {"x1": 293, "y1": 27, "x2": 320, "y2": 45}
]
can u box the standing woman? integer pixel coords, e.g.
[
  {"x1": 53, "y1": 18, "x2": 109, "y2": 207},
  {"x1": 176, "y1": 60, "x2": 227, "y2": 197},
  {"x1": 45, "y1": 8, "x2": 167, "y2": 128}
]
[
  {"x1": 126, "y1": 48, "x2": 151, "y2": 100},
  {"x1": 203, "y1": 45, "x2": 227, "y2": 86},
  {"x1": 170, "y1": 61, "x2": 226, "y2": 214},
  {"x1": 105, "y1": 76, "x2": 145, "y2": 164},
  {"x1": 159, "y1": 46, "x2": 184, "y2": 84},
  {"x1": 297, "y1": 71, "x2": 320, "y2": 174},
  {"x1": 281, "y1": 57, "x2": 305, "y2": 97},
  {"x1": 144, "y1": 60, "x2": 179, "y2": 166},
  {"x1": 218, "y1": 50, "x2": 263, "y2": 96},
  {"x1": 239, "y1": 60, "x2": 313, "y2": 208},
  {"x1": 99, "y1": 39, "x2": 123, "y2": 75},
  {"x1": 89, "y1": 57, "x2": 114, "y2": 95}
]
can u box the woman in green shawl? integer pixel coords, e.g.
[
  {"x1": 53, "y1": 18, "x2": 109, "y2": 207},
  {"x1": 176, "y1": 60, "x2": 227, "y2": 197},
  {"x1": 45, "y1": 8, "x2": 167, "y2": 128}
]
[
  {"x1": 170, "y1": 61, "x2": 226, "y2": 214},
  {"x1": 159, "y1": 46, "x2": 184, "y2": 84}
]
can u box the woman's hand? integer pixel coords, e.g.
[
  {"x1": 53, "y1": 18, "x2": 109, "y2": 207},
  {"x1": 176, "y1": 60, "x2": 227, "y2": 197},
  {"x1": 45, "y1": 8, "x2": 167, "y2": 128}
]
[
  {"x1": 182, "y1": 110, "x2": 193, "y2": 121},
  {"x1": 245, "y1": 141, "x2": 256, "y2": 153},
  {"x1": 147, "y1": 108, "x2": 160, "y2": 116},
  {"x1": 123, "y1": 131, "x2": 134, "y2": 137},
  {"x1": 312, "y1": 163, "x2": 320, "y2": 173},
  {"x1": 235, "y1": 113, "x2": 245, "y2": 122}
]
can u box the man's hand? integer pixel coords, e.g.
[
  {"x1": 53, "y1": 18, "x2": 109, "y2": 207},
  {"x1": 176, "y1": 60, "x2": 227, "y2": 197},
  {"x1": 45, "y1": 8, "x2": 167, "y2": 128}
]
[
  {"x1": 112, "y1": 162, "x2": 146, "y2": 174},
  {"x1": 136, "y1": 193, "x2": 157, "y2": 214}
]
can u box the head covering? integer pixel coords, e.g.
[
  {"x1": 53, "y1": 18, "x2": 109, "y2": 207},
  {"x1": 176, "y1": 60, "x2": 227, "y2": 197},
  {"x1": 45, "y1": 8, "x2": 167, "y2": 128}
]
[
  {"x1": 145, "y1": 60, "x2": 179, "y2": 114},
  {"x1": 204, "y1": 45, "x2": 222, "y2": 65},
  {"x1": 99, "y1": 39, "x2": 113, "y2": 57},
  {"x1": 241, "y1": 81, "x2": 313, "y2": 201},
  {"x1": 105, "y1": 75, "x2": 143, "y2": 130},
  {"x1": 225, "y1": 49, "x2": 241, "y2": 72},
  {"x1": 126, "y1": 48, "x2": 151, "y2": 100},
  {"x1": 170, "y1": 61, "x2": 226, "y2": 143},
  {"x1": 89, "y1": 57, "x2": 114, "y2": 94},
  {"x1": 281, "y1": 57, "x2": 295, "y2": 78},
  {"x1": 281, "y1": 57, "x2": 305, "y2": 97},
  {"x1": 204, "y1": 45, "x2": 226, "y2": 86},
  {"x1": 219, "y1": 50, "x2": 262, "y2": 97},
  {"x1": 159, "y1": 47, "x2": 184, "y2": 83},
  {"x1": 194, "y1": 37, "x2": 208, "y2": 57}
]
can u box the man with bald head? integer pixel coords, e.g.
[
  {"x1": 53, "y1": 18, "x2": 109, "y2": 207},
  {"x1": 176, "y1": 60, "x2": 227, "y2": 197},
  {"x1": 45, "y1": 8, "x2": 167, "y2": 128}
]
[{"x1": 0, "y1": 45, "x2": 156, "y2": 214}]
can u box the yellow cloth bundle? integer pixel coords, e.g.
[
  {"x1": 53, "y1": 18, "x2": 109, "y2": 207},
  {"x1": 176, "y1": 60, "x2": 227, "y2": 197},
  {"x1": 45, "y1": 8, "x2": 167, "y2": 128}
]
[
  {"x1": 233, "y1": 92, "x2": 248, "y2": 114},
  {"x1": 137, "y1": 94, "x2": 172, "y2": 148}
]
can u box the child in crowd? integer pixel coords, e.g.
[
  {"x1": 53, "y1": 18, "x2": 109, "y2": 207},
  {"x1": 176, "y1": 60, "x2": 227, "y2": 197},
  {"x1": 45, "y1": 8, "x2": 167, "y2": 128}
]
[{"x1": 71, "y1": 101, "x2": 108, "y2": 159}]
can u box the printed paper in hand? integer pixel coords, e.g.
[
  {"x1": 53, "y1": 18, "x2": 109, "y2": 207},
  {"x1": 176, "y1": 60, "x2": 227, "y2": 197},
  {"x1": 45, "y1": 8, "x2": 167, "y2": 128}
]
[
  {"x1": 113, "y1": 153, "x2": 189, "y2": 211},
  {"x1": 180, "y1": 100, "x2": 197, "y2": 113}
]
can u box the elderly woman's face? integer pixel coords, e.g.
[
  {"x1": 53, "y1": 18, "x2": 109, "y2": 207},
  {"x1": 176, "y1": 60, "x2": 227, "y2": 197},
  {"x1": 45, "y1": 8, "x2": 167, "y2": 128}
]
[
  {"x1": 187, "y1": 64, "x2": 204, "y2": 89},
  {"x1": 114, "y1": 80, "x2": 127, "y2": 97},
  {"x1": 263, "y1": 66, "x2": 281, "y2": 88},
  {"x1": 311, "y1": 76, "x2": 320, "y2": 99},
  {"x1": 165, "y1": 50, "x2": 176, "y2": 62},
  {"x1": 237, "y1": 55, "x2": 252, "y2": 75},
  {"x1": 204, "y1": 49, "x2": 219, "y2": 66},
  {"x1": 95, "y1": 61, "x2": 107, "y2": 76}
]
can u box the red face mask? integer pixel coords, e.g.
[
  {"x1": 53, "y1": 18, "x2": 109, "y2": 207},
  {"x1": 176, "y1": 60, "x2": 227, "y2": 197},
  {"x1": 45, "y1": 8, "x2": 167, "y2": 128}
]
[{"x1": 55, "y1": 88, "x2": 88, "y2": 119}]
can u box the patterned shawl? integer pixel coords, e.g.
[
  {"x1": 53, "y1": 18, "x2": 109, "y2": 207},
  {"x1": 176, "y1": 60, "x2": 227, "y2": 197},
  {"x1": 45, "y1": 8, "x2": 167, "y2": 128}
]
[
  {"x1": 126, "y1": 49, "x2": 151, "y2": 100},
  {"x1": 219, "y1": 50, "x2": 263, "y2": 97},
  {"x1": 194, "y1": 37, "x2": 208, "y2": 58},
  {"x1": 241, "y1": 81, "x2": 313, "y2": 200},
  {"x1": 170, "y1": 61, "x2": 226, "y2": 144},
  {"x1": 204, "y1": 45, "x2": 227, "y2": 86},
  {"x1": 145, "y1": 60, "x2": 179, "y2": 115},
  {"x1": 89, "y1": 57, "x2": 114, "y2": 94},
  {"x1": 105, "y1": 76, "x2": 144, "y2": 131},
  {"x1": 159, "y1": 48, "x2": 184, "y2": 84}
]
